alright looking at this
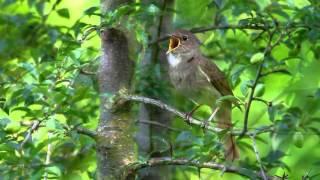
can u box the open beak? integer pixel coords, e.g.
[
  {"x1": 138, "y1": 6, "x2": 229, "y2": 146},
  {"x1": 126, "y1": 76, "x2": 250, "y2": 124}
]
[{"x1": 166, "y1": 35, "x2": 180, "y2": 54}]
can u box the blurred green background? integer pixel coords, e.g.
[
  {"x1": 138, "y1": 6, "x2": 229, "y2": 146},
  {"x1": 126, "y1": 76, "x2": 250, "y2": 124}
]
[{"x1": 0, "y1": 0, "x2": 320, "y2": 179}]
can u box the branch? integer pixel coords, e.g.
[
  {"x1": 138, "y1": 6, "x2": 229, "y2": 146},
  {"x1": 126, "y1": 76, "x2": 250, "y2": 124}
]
[
  {"x1": 20, "y1": 121, "x2": 97, "y2": 139},
  {"x1": 190, "y1": 24, "x2": 269, "y2": 33},
  {"x1": 20, "y1": 120, "x2": 41, "y2": 149},
  {"x1": 126, "y1": 157, "x2": 267, "y2": 179},
  {"x1": 43, "y1": 132, "x2": 53, "y2": 180},
  {"x1": 240, "y1": 29, "x2": 285, "y2": 137},
  {"x1": 121, "y1": 94, "x2": 273, "y2": 136},
  {"x1": 73, "y1": 126, "x2": 97, "y2": 139},
  {"x1": 148, "y1": 24, "x2": 268, "y2": 45},
  {"x1": 250, "y1": 135, "x2": 268, "y2": 180}
]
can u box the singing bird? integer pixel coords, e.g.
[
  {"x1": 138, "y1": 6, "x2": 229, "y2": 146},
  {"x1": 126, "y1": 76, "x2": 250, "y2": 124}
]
[{"x1": 166, "y1": 29, "x2": 239, "y2": 161}]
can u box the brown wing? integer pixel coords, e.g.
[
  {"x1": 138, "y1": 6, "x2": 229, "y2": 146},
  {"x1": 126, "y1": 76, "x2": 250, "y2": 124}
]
[{"x1": 198, "y1": 56, "x2": 233, "y2": 96}]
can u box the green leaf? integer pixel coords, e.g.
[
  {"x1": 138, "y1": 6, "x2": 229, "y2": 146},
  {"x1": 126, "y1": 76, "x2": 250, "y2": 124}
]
[
  {"x1": 231, "y1": 65, "x2": 246, "y2": 87},
  {"x1": 240, "y1": 80, "x2": 253, "y2": 97},
  {"x1": 19, "y1": 62, "x2": 38, "y2": 79},
  {"x1": 35, "y1": 1, "x2": 45, "y2": 16},
  {"x1": 57, "y1": 8, "x2": 70, "y2": 19},
  {"x1": 46, "y1": 166, "x2": 62, "y2": 177},
  {"x1": 293, "y1": 132, "x2": 304, "y2": 148},
  {"x1": 255, "y1": 0, "x2": 271, "y2": 10},
  {"x1": 254, "y1": 84, "x2": 265, "y2": 97},
  {"x1": 4, "y1": 121, "x2": 21, "y2": 133},
  {"x1": 250, "y1": 52, "x2": 264, "y2": 64},
  {"x1": 84, "y1": 6, "x2": 100, "y2": 16}
]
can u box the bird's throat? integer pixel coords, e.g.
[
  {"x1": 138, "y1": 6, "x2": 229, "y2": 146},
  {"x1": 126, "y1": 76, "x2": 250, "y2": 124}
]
[{"x1": 167, "y1": 53, "x2": 182, "y2": 67}]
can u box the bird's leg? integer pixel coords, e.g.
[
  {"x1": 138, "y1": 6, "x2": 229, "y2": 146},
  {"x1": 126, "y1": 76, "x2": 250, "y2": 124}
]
[
  {"x1": 201, "y1": 107, "x2": 220, "y2": 129},
  {"x1": 185, "y1": 104, "x2": 203, "y2": 124}
]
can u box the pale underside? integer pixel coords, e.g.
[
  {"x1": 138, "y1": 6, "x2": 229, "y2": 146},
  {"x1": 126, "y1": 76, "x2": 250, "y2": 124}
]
[{"x1": 167, "y1": 53, "x2": 221, "y2": 107}]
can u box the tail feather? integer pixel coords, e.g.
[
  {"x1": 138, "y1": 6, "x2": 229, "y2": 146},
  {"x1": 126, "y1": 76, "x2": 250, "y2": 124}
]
[{"x1": 216, "y1": 102, "x2": 239, "y2": 161}]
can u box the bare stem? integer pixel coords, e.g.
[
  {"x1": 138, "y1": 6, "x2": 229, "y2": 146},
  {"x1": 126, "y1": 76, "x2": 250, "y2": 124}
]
[
  {"x1": 251, "y1": 135, "x2": 268, "y2": 180},
  {"x1": 43, "y1": 132, "x2": 53, "y2": 180},
  {"x1": 20, "y1": 120, "x2": 40, "y2": 149},
  {"x1": 240, "y1": 29, "x2": 285, "y2": 137}
]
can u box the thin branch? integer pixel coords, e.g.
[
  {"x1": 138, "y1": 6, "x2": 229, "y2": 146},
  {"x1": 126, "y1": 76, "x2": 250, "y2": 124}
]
[
  {"x1": 80, "y1": 68, "x2": 97, "y2": 75},
  {"x1": 240, "y1": 29, "x2": 285, "y2": 137},
  {"x1": 191, "y1": 24, "x2": 269, "y2": 33},
  {"x1": 121, "y1": 94, "x2": 273, "y2": 136},
  {"x1": 126, "y1": 157, "x2": 267, "y2": 179},
  {"x1": 250, "y1": 135, "x2": 268, "y2": 180},
  {"x1": 148, "y1": 24, "x2": 268, "y2": 45},
  {"x1": 137, "y1": 120, "x2": 181, "y2": 132},
  {"x1": 252, "y1": 97, "x2": 271, "y2": 107},
  {"x1": 43, "y1": 132, "x2": 53, "y2": 180},
  {"x1": 73, "y1": 126, "x2": 97, "y2": 139},
  {"x1": 260, "y1": 69, "x2": 291, "y2": 78},
  {"x1": 20, "y1": 120, "x2": 41, "y2": 149},
  {"x1": 20, "y1": 121, "x2": 97, "y2": 139}
]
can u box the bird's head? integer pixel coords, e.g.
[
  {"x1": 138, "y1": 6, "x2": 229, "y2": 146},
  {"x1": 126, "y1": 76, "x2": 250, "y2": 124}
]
[{"x1": 166, "y1": 29, "x2": 200, "y2": 55}]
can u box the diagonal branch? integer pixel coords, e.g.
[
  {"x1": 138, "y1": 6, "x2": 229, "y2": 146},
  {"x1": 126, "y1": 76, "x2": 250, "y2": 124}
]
[
  {"x1": 121, "y1": 94, "x2": 273, "y2": 136},
  {"x1": 250, "y1": 134, "x2": 268, "y2": 180},
  {"x1": 20, "y1": 120, "x2": 41, "y2": 149}
]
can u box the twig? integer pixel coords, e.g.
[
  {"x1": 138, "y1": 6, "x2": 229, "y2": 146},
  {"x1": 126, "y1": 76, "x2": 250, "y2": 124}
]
[
  {"x1": 137, "y1": 120, "x2": 181, "y2": 132},
  {"x1": 80, "y1": 68, "x2": 97, "y2": 75},
  {"x1": 20, "y1": 120, "x2": 41, "y2": 149},
  {"x1": 121, "y1": 94, "x2": 273, "y2": 136},
  {"x1": 240, "y1": 29, "x2": 284, "y2": 137},
  {"x1": 250, "y1": 135, "x2": 268, "y2": 180},
  {"x1": 252, "y1": 97, "x2": 271, "y2": 106},
  {"x1": 20, "y1": 121, "x2": 97, "y2": 139},
  {"x1": 191, "y1": 24, "x2": 269, "y2": 33},
  {"x1": 126, "y1": 157, "x2": 268, "y2": 179},
  {"x1": 148, "y1": 24, "x2": 268, "y2": 45},
  {"x1": 43, "y1": 132, "x2": 53, "y2": 180},
  {"x1": 73, "y1": 126, "x2": 97, "y2": 139},
  {"x1": 207, "y1": 107, "x2": 220, "y2": 123},
  {"x1": 260, "y1": 69, "x2": 291, "y2": 78}
]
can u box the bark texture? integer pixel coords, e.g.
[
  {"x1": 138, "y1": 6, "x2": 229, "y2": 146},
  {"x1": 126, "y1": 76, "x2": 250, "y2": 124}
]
[{"x1": 97, "y1": 1, "x2": 135, "y2": 179}]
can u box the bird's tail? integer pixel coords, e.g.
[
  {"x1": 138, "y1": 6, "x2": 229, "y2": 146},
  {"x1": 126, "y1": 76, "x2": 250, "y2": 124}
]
[{"x1": 216, "y1": 102, "x2": 239, "y2": 161}]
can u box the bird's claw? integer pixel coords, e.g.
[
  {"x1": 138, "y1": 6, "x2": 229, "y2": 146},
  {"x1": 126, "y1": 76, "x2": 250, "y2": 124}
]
[
  {"x1": 184, "y1": 104, "x2": 203, "y2": 125},
  {"x1": 185, "y1": 112, "x2": 193, "y2": 125},
  {"x1": 201, "y1": 120, "x2": 210, "y2": 131}
]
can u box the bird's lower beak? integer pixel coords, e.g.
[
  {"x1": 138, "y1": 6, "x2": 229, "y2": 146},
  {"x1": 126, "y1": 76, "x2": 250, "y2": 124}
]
[{"x1": 166, "y1": 36, "x2": 180, "y2": 54}]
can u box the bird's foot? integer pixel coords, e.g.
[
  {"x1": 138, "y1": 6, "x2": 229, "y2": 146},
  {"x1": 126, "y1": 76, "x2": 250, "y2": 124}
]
[
  {"x1": 201, "y1": 120, "x2": 210, "y2": 131},
  {"x1": 184, "y1": 104, "x2": 203, "y2": 125},
  {"x1": 185, "y1": 111, "x2": 193, "y2": 125}
]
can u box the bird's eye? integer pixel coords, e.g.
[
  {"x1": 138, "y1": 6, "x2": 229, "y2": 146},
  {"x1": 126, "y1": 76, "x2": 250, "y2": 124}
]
[{"x1": 182, "y1": 35, "x2": 188, "y2": 41}]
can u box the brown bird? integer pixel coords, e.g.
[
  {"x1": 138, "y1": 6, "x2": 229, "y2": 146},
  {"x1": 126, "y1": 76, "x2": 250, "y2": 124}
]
[{"x1": 166, "y1": 29, "x2": 239, "y2": 161}]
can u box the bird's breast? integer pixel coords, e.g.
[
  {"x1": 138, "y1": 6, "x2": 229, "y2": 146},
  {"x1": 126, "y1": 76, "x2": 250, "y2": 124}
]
[
  {"x1": 167, "y1": 53, "x2": 182, "y2": 67},
  {"x1": 167, "y1": 59, "x2": 222, "y2": 105}
]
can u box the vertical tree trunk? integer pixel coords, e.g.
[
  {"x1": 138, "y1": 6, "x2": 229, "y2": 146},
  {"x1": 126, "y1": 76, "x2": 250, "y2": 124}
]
[
  {"x1": 97, "y1": 1, "x2": 135, "y2": 179},
  {"x1": 136, "y1": 0, "x2": 174, "y2": 179}
]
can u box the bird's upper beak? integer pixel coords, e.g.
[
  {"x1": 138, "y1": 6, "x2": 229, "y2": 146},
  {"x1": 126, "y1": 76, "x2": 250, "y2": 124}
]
[{"x1": 166, "y1": 35, "x2": 180, "y2": 54}]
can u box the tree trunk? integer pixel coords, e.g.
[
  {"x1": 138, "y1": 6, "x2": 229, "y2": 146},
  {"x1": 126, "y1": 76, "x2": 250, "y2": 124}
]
[
  {"x1": 136, "y1": 0, "x2": 174, "y2": 179},
  {"x1": 97, "y1": 1, "x2": 135, "y2": 179}
]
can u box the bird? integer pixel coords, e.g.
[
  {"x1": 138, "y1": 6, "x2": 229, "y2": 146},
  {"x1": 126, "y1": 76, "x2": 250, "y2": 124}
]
[{"x1": 166, "y1": 29, "x2": 239, "y2": 161}]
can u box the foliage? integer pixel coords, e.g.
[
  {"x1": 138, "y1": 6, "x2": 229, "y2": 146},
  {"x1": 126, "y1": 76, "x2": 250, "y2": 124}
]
[{"x1": 1, "y1": 0, "x2": 320, "y2": 179}]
